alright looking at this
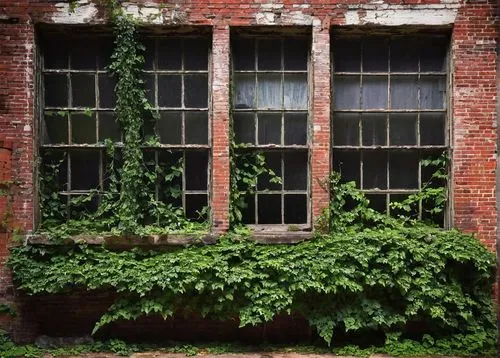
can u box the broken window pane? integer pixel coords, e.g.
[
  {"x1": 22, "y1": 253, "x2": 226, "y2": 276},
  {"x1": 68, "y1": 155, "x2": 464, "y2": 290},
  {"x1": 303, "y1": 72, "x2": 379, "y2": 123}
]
[
  {"x1": 284, "y1": 74, "x2": 308, "y2": 109},
  {"x1": 70, "y1": 150, "x2": 99, "y2": 190},
  {"x1": 284, "y1": 113, "x2": 307, "y2": 145},
  {"x1": 390, "y1": 37, "x2": 419, "y2": 72},
  {"x1": 333, "y1": 151, "x2": 360, "y2": 186},
  {"x1": 362, "y1": 76, "x2": 388, "y2": 109},
  {"x1": 158, "y1": 75, "x2": 182, "y2": 107},
  {"x1": 157, "y1": 39, "x2": 182, "y2": 70},
  {"x1": 185, "y1": 112, "x2": 208, "y2": 145},
  {"x1": 333, "y1": 38, "x2": 361, "y2": 72},
  {"x1": 361, "y1": 113, "x2": 386, "y2": 146},
  {"x1": 258, "y1": 112, "x2": 281, "y2": 145},
  {"x1": 390, "y1": 76, "x2": 418, "y2": 109},
  {"x1": 44, "y1": 74, "x2": 68, "y2": 107},
  {"x1": 366, "y1": 194, "x2": 387, "y2": 213},
  {"x1": 390, "y1": 193, "x2": 418, "y2": 218},
  {"x1": 257, "y1": 152, "x2": 281, "y2": 191},
  {"x1": 258, "y1": 194, "x2": 281, "y2": 224},
  {"x1": 99, "y1": 112, "x2": 121, "y2": 142},
  {"x1": 99, "y1": 75, "x2": 117, "y2": 108},
  {"x1": 389, "y1": 151, "x2": 418, "y2": 189},
  {"x1": 185, "y1": 151, "x2": 208, "y2": 190},
  {"x1": 43, "y1": 112, "x2": 68, "y2": 144},
  {"x1": 333, "y1": 113, "x2": 359, "y2": 146},
  {"x1": 41, "y1": 149, "x2": 68, "y2": 191},
  {"x1": 284, "y1": 151, "x2": 307, "y2": 190},
  {"x1": 241, "y1": 194, "x2": 256, "y2": 224},
  {"x1": 258, "y1": 74, "x2": 281, "y2": 109},
  {"x1": 158, "y1": 111, "x2": 182, "y2": 144},
  {"x1": 185, "y1": 74, "x2": 208, "y2": 108},
  {"x1": 158, "y1": 151, "x2": 182, "y2": 203},
  {"x1": 363, "y1": 151, "x2": 387, "y2": 189},
  {"x1": 389, "y1": 113, "x2": 417, "y2": 146},
  {"x1": 233, "y1": 38, "x2": 255, "y2": 71},
  {"x1": 43, "y1": 38, "x2": 68, "y2": 69},
  {"x1": 420, "y1": 37, "x2": 448, "y2": 72},
  {"x1": 258, "y1": 40, "x2": 281, "y2": 70},
  {"x1": 420, "y1": 113, "x2": 445, "y2": 145},
  {"x1": 97, "y1": 38, "x2": 114, "y2": 70},
  {"x1": 420, "y1": 76, "x2": 445, "y2": 109},
  {"x1": 142, "y1": 74, "x2": 155, "y2": 105},
  {"x1": 143, "y1": 38, "x2": 155, "y2": 70},
  {"x1": 186, "y1": 194, "x2": 208, "y2": 221},
  {"x1": 184, "y1": 39, "x2": 209, "y2": 71},
  {"x1": 363, "y1": 37, "x2": 389, "y2": 72},
  {"x1": 233, "y1": 112, "x2": 255, "y2": 144},
  {"x1": 71, "y1": 74, "x2": 96, "y2": 107},
  {"x1": 284, "y1": 194, "x2": 307, "y2": 224},
  {"x1": 71, "y1": 39, "x2": 97, "y2": 70},
  {"x1": 284, "y1": 39, "x2": 308, "y2": 71},
  {"x1": 234, "y1": 74, "x2": 255, "y2": 109},
  {"x1": 71, "y1": 112, "x2": 96, "y2": 144},
  {"x1": 334, "y1": 76, "x2": 360, "y2": 109}
]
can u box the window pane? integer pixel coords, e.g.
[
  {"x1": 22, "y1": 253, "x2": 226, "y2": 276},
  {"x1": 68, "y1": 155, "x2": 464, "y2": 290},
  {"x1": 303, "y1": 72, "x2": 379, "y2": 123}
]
[
  {"x1": 258, "y1": 194, "x2": 281, "y2": 224},
  {"x1": 366, "y1": 194, "x2": 387, "y2": 213},
  {"x1": 158, "y1": 111, "x2": 182, "y2": 144},
  {"x1": 284, "y1": 74, "x2": 308, "y2": 109},
  {"x1": 362, "y1": 76, "x2": 388, "y2": 109},
  {"x1": 361, "y1": 113, "x2": 386, "y2": 146},
  {"x1": 143, "y1": 39, "x2": 155, "y2": 70},
  {"x1": 234, "y1": 74, "x2": 255, "y2": 109},
  {"x1": 333, "y1": 38, "x2": 361, "y2": 72},
  {"x1": 71, "y1": 39, "x2": 97, "y2": 70},
  {"x1": 43, "y1": 112, "x2": 68, "y2": 144},
  {"x1": 257, "y1": 74, "x2": 281, "y2": 109},
  {"x1": 421, "y1": 37, "x2": 448, "y2": 72},
  {"x1": 257, "y1": 152, "x2": 281, "y2": 191},
  {"x1": 333, "y1": 76, "x2": 360, "y2": 109},
  {"x1": 389, "y1": 151, "x2": 418, "y2": 189},
  {"x1": 242, "y1": 194, "x2": 256, "y2": 224},
  {"x1": 99, "y1": 112, "x2": 121, "y2": 142},
  {"x1": 233, "y1": 38, "x2": 255, "y2": 71},
  {"x1": 284, "y1": 194, "x2": 307, "y2": 224},
  {"x1": 284, "y1": 39, "x2": 308, "y2": 71},
  {"x1": 284, "y1": 113, "x2": 307, "y2": 145},
  {"x1": 143, "y1": 74, "x2": 155, "y2": 105},
  {"x1": 185, "y1": 151, "x2": 208, "y2": 190},
  {"x1": 158, "y1": 39, "x2": 182, "y2": 70},
  {"x1": 43, "y1": 38, "x2": 68, "y2": 69},
  {"x1": 70, "y1": 150, "x2": 99, "y2": 190},
  {"x1": 389, "y1": 113, "x2": 417, "y2": 146},
  {"x1": 185, "y1": 74, "x2": 208, "y2": 108},
  {"x1": 332, "y1": 151, "x2": 360, "y2": 186},
  {"x1": 284, "y1": 151, "x2": 307, "y2": 190},
  {"x1": 420, "y1": 113, "x2": 445, "y2": 145},
  {"x1": 97, "y1": 38, "x2": 113, "y2": 70},
  {"x1": 184, "y1": 39, "x2": 209, "y2": 70},
  {"x1": 258, "y1": 40, "x2": 281, "y2": 70},
  {"x1": 186, "y1": 194, "x2": 208, "y2": 221},
  {"x1": 363, "y1": 37, "x2": 388, "y2": 72},
  {"x1": 99, "y1": 75, "x2": 116, "y2": 108},
  {"x1": 45, "y1": 74, "x2": 68, "y2": 107},
  {"x1": 158, "y1": 151, "x2": 182, "y2": 203},
  {"x1": 258, "y1": 112, "x2": 281, "y2": 145},
  {"x1": 333, "y1": 113, "x2": 359, "y2": 146},
  {"x1": 71, "y1": 112, "x2": 96, "y2": 144},
  {"x1": 71, "y1": 74, "x2": 95, "y2": 107},
  {"x1": 390, "y1": 37, "x2": 419, "y2": 72},
  {"x1": 390, "y1": 193, "x2": 418, "y2": 218},
  {"x1": 41, "y1": 149, "x2": 68, "y2": 191},
  {"x1": 158, "y1": 75, "x2": 181, "y2": 107},
  {"x1": 363, "y1": 151, "x2": 387, "y2": 189},
  {"x1": 390, "y1": 76, "x2": 418, "y2": 109},
  {"x1": 420, "y1": 76, "x2": 445, "y2": 109},
  {"x1": 185, "y1": 112, "x2": 208, "y2": 145},
  {"x1": 233, "y1": 112, "x2": 255, "y2": 144}
]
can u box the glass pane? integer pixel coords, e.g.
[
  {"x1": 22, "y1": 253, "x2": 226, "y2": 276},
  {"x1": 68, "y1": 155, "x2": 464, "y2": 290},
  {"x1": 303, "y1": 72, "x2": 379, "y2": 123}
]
[
  {"x1": 143, "y1": 74, "x2": 155, "y2": 105},
  {"x1": 257, "y1": 74, "x2": 281, "y2": 109},
  {"x1": 242, "y1": 194, "x2": 255, "y2": 224},
  {"x1": 233, "y1": 38, "x2": 255, "y2": 71},
  {"x1": 185, "y1": 151, "x2": 208, "y2": 190},
  {"x1": 390, "y1": 75, "x2": 418, "y2": 109},
  {"x1": 420, "y1": 113, "x2": 445, "y2": 145},
  {"x1": 284, "y1": 38, "x2": 308, "y2": 71},
  {"x1": 233, "y1": 112, "x2": 255, "y2": 144},
  {"x1": 70, "y1": 150, "x2": 99, "y2": 190},
  {"x1": 158, "y1": 111, "x2": 181, "y2": 144},
  {"x1": 333, "y1": 38, "x2": 361, "y2": 72},
  {"x1": 284, "y1": 194, "x2": 307, "y2": 224},
  {"x1": 420, "y1": 76, "x2": 445, "y2": 109},
  {"x1": 97, "y1": 38, "x2": 114, "y2": 70},
  {"x1": 258, "y1": 194, "x2": 281, "y2": 224},
  {"x1": 420, "y1": 37, "x2": 448, "y2": 72},
  {"x1": 43, "y1": 112, "x2": 68, "y2": 144},
  {"x1": 44, "y1": 74, "x2": 68, "y2": 107},
  {"x1": 390, "y1": 37, "x2": 419, "y2": 72},
  {"x1": 389, "y1": 151, "x2": 418, "y2": 189},
  {"x1": 71, "y1": 39, "x2": 97, "y2": 70},
  {"x1": 258, "y1": 112, "x2": 281, "y2": 145},
  {"x1": 363, "y1": 151, "x2": 387, "y2": 189},
  {"x1": 41, "y1": 149, "x2": 68, "y2": 191},
  {"x1": 185, "y1": 74, "x2": 208, "y2": 108},
  {"x1": 333, "y1": 113, "x2": 359, "y2": 146},
  {"x1": 362, "y1": 76, "x2": 388, "y2": 109},
  {"x1": 186, "y1": 194, "x2": 208, "y2": 222},
  {"x1": 257, "y1": 152, "x2": 281, "y2": 191},
  {"x1": 43, "y1": 37, "x2": 68, "y2": 69},
  {"x1": 363, "y1": 37, "x2": 389, "y2": 72},
  {"x1": 258, "y1": 40, "x2": 281, "y2": 70},
  {"x1": 157, "y1": 39, "x2": 182, "y2": 70},
  {"x1": 99, "y1": 112, "x2": 121, "y2": 142},
  {"x1": 361, "y1": 113, "x2": 386, "y2": 146},
  {"x1": 332, "y1": 151, "x2": 360, "y2": 186},
  {"x1": 158, "y1": 151, "x2": 182, "y2": 203},
  {"x1": 184, "y1": 38, "x2": 209, "y2": 70},
  {"x1": 284, "y1": 151, "x2": 307, "y2": 190},
  {"x1": 185, "y1": 112, "x2": 208, "y2": 145},
  {"x1": 389, "y1": 113, "x2": 417, "y2": 146},
  {"x1": 366, "y1": 194, "x2": 387, "y2": 213},
  {"x1": 98, "y1": 75, "x2": 116, "y2": 108},
  {"x1": 390, "y1": 193, "x2": 418, "y2": 218},
  {"x1": 143, "y1": 38, "x2": 155, "y2": 70},
  {"x1": 233, "y1": 74, "x2": 255, "y2": 109},
  {"x1": 71, "y1": 74, "x2": 95, "y2": 107},
  {"x1": 284, "y1": 74, "x2": 308, "y2": 109},
  {"x1": 333, "y1": 76, "x2": 360, "y2": 109},
  {"x1": 71, "y1": 112, "x2": 96, "y2": 144},
  {"x1": 284, "y1": 113, "x2": 307, "y2": 145},
  {"x1": 158, "y1": 75, "x2": 181, "y2": 107}
]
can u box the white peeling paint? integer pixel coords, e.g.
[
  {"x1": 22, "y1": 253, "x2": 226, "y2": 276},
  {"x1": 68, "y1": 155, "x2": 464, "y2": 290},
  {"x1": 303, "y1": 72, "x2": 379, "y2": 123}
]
[
  {"x1": 122, "y1": 3, "x2": 165, "y2": 24},
  {"x1": 51, "y1": 1, "x2": 98, "y2": 24},
  {"x1": 314, "y1": 125, "x2": 321, "y2": 132},
  {"x1": 255, "y1": 12, "x2": 275, "y2": 25},
  {"x1": 23, "y1": 124, "x2": 31, "y2": 132},
  {"x1": 345, "y1": 8, "x2": 458, "y2": 26},
  {"x1": 283, "y1": 11, "x2": 314, "y2": 25},
  {"x1": 260, "y1": 3, "x2": 284, "y2": 10}
]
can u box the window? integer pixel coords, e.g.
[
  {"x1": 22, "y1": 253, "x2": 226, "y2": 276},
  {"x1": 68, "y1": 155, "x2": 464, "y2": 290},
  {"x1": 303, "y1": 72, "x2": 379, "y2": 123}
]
[
  {"x1": 232, "y1": 34, "x2": 310, "y2": 226},
  {"x1": 332, "y1": 34, "x2": 448, "y2": 223},
  {"x1": 40, "y1": 33, "x2": 210, "y2": 221}
]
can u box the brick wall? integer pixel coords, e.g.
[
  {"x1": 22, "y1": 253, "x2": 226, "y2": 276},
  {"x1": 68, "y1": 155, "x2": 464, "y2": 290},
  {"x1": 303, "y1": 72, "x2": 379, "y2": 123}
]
[{"x1": 0, "y1": 0, "x2": 497, "y2": 342}]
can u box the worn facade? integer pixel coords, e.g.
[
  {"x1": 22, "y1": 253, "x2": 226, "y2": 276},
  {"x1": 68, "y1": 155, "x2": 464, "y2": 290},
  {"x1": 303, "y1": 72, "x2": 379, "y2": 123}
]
[{"x1": 0, "y1": 0, "x2": 498, "y2": 342}]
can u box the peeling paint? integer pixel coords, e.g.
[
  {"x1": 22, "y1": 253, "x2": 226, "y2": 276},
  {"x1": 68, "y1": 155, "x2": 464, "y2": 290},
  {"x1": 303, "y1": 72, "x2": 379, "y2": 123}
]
[
  {"x1": 255, "y1": 12, "x2": 275, "y2": 25},
  {"x1": 51, "y1": 1, "x2": 98, "y2": 24},
  {"x1": 345, "y1": 8, "x2": 458, "y2": 26}
]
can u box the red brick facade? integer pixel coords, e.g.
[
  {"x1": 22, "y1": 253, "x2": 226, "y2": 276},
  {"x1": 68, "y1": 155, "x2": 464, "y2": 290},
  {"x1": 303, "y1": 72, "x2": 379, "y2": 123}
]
[{"x1": 0, "y1": 0, "x2": 497, "y2": 342}]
